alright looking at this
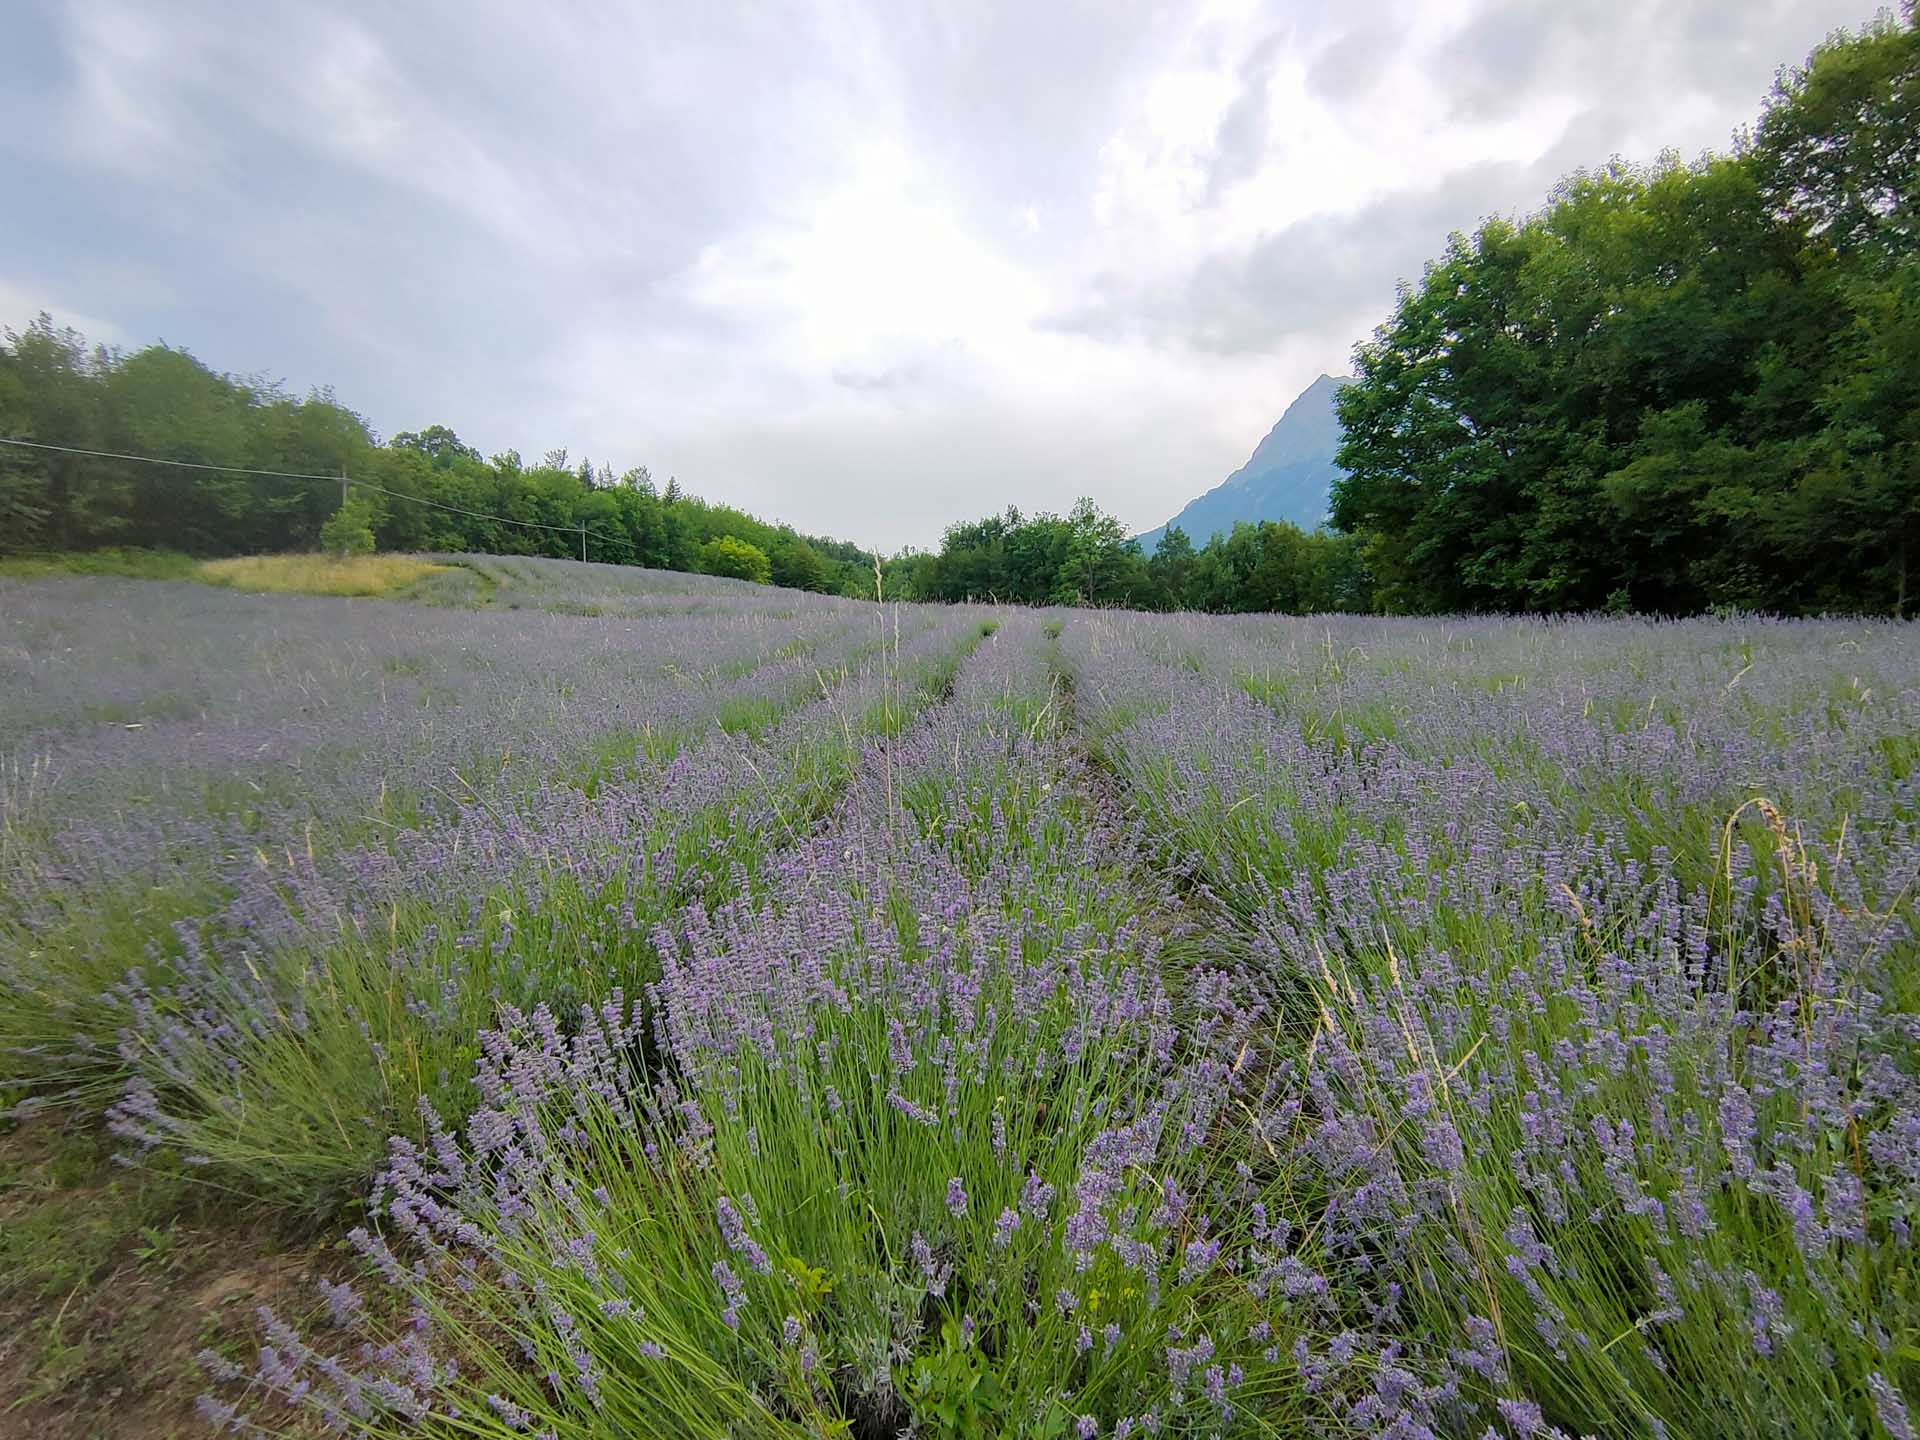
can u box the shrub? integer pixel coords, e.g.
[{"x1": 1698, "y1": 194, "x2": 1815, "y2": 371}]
[
  {"x1": 319, "y1": 494, "x2": 378, "y2": 556},
  {"x1": 698, "y1": 534, "x2": 771, "y2": 584}
]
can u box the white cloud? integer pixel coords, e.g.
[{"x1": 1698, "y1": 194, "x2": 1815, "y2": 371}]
[{"x1": 1, "y1": 0, "x2": 1888, "y2": 548}]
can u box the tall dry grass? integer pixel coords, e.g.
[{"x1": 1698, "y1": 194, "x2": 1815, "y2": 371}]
[{"x1": 196, "y1": 553, "x2": 451, "y2": 597}]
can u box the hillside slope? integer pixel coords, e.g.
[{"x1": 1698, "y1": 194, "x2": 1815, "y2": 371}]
[{"x1": 1138, "y1": 374, "x2": 1352, "y2": 550}]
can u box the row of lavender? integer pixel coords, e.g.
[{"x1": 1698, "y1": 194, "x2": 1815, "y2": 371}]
[
  {"x1": 2, "y1": 562, "x2": 865, "y2": 904},
  {"x1": 2, "y1": 569, "x2": 987, "y2": 1182},
  {"x1": 6, "y1": 567, "x2": 1917, "y2": 1436},
  {"x1": 1058, "y1": 612, "x2": 1920, "y2": 1437},
  {"x1": 200, "y1": 612, "x2": 1318, "y2": 1438}
]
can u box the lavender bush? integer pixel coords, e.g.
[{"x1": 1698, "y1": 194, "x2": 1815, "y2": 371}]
[
  {"x1": 95, "y1": 605, "x2": 995, "y2": 1209},
  {"x1": 196, "y1": 619, "x2": 1322, "y2": 1436},
  {"x1": 3, "y1": 564, "x2": 1914, "y2": 1436},
  {"x1": 1059, "y1": 612, "x2": 1919, "y2": 1437}
]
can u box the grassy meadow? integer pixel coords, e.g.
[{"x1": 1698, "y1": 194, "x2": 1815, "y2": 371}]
[
  {"x1": 196, "y1": 553, "x2": 454, "y2": 598},
  {"x1": 1, "y1": 549, "x2": 456, "y2": 600},
  {"x1": 0, "y1": 557, "x2": 1915, "y2": 1438}
]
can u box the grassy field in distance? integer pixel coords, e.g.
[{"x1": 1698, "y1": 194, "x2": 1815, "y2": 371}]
[{"x1": 196, "y1": 553, "x2": 453, "y2": 597}]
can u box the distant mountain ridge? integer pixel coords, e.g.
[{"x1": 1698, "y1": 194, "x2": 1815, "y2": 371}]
[{"x1": 1137, "y1": 374, "x2": 1353, "y2": 551}]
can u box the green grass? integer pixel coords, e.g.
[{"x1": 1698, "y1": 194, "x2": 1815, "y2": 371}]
[
  {"x1": 0, "y1": 879, "x2": 219, "y2": 1109},
  {"x1": 0, "y1": 547, "x2": 199, "y2": 581},
  {"x1": 0, "y1": 1120, "x2": 344, "y2": 1438},
  {"x1": 0, "y1": 547, "x2": 466, "y2": 601}
]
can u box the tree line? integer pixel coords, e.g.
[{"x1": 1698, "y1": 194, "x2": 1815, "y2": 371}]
[
  {"x1": 0, "y1": 325, "x2": 878, "y2": 597},
  {"x1": 1332, "y1": 12, "x2": 1918, "y2": 616},
  {"x1": 0, "y1": 316, "x2": 1357, "y2": 614},
  {"x1": 910, "y1": 17, "x2": 1917, "y2": 619},
  {"x1": 893, "y1": 500, "x2": 1372, "y2": 614},
  {"x1": 4, "y1": 15, "x2": 1911, "y2": 617}
]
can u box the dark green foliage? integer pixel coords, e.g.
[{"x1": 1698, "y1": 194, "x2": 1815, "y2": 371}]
[
  {"x1": 1178, "y1": 518, "x2": 1371, "y2": 614},
  {"x1": 1332, "y1": 12, "x2": 1919, "y2": 616},
  {"x1": 900, "y1": 1319, "x2": 1024, "y2": 1438},
  {"x1": 0, "y1": 322, "x2": 877, "y2": 596},
  {"x1": 768, "y1": 536, "x2": 830, "y2": 592},
  {"x1": 1753, "y1": 13, "x2": 1919, "y2": 267},
  {"x1": 907, "y1": 498, "x2": 1159, "y2": 608},
  {"x1": 907, "y1": 500, "x2": 1371, "y2": 614},
  {"x1": 0, "y1": 547, "x2": 198, "y2": 581},
  {"x1": 318, "y1": 494, "x2": 377, "y2": 556}
]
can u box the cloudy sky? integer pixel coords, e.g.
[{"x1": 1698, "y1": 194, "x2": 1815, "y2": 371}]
[{"x1": 0, "y1": 1, "x2": 1880, "y2": 549}]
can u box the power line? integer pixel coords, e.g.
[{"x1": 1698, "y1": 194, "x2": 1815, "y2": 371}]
[
  {"x1": 0, "y1": 435, "x2": 339, "y2": 482},
  {"x1": 346, "y1": 478, "x2": 615, "y2": 539},
  {"x1": 0, "y1": 434, "x2": 619, "y2": 544}
]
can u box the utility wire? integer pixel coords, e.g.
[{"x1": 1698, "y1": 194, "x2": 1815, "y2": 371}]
[
  {"x1": 342, "y1": 478, "x2": 616, "y2": 539},
  {"x1": 0, "y1": 434, "x2": 620, "y2": 542},
  {"x1": 0, "y1": 435, "x2": 340, "y2": 482}
]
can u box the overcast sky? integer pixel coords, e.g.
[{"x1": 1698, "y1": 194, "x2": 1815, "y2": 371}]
[{"x1": 0, "y1": 1, "x2": 1882, "y2": 549}]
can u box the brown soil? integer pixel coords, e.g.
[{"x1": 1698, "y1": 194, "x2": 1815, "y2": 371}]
[{"x1": 0, "y1": 1119, "x2": 341, "y2": 1440}]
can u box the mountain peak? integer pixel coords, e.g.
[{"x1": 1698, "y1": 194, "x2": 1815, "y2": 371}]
[{"x1": 1137, "y1": 376, "x2": 1354, "y2": 550}]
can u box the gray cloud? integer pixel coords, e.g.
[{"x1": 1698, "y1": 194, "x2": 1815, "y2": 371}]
[
  {"x1": 1306, "y1": 25, "x2": 1397, "y2": 106},
  {"x1": 0, "y1": 0, "x2": 1888, "y2": 548},
  {"x1": 1044, "y1": 159, "x2": 1535, "y2": 357},
  {"x1": 832, "y1": 363, "x2": 927, "y2": 393},
  {"x1": 1433, "y1": 0, "x2": 1846, "y2": 124},
  {"x1": 1435, "y1": 1, "x2": 1573, "y2": 121},
  {"x1": 1204, "y1": 31, "x2": 1286, "y2": 205}
]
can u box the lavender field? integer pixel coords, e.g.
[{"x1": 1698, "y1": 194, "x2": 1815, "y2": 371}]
[{"x1": 2, "y1": 559, "x2": 1917, "y2": 1439}]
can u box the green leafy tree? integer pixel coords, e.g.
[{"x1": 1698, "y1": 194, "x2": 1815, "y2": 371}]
[
  {"x1": 915, "y1": 500, "x2": 1159, "y2": 607},
  {"x1": 1752, "y1": 11, "x2": 1919, "y2": 267},
  {"x1": 697, "y1": 534, "x2": 772, "y2": 584},
  {"x1": 1, "y1": 315, "x2": 124, "y2": 550},
  {"x1": 1148, "y1": 525, "x2": 1197, "y2": 609},
  {"x1": 1333, "y1": 10, "x2": 1918, "y2": 616},
  {"x1": 390, "y1": 424, "x2": 481, "y2": 467},
  {"x1": 770, "y1": 537, "x2": 829, "y2": 592},
  {"x1": 0, "y1": 318, "x2": 880, "y2": 583},
  {"x1": 1052, "y1": 497, "x2": 1138, "y2": 606},
  {"x1": 319, "y1": 493, "x2": 378, "y2": 555},
  {"x1": 0, "y1": 346, "x2": 48, "y2": 551}
]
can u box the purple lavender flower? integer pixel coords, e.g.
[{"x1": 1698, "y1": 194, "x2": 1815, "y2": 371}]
[
  {"x1": 711, "y1": 1258, "x2": 745, "y2": 1316},
  {"x1": 1167, "y1": 1332, "x2": 1214, "y2": 1392},
  {"x1": 910, "y1": 1230, "x2": 950, "y2": 1297},
  {"x1": 1497, "y1": 1397, "x2": 1547, "y2": 1436},
  {"x1": 1871, "y1": 1374, "x2": 1917, "y2": 1440},
  {"x1": 316, "y1": 1278, "x2": 362, "y2": 1328},
  {"x1": 487, "y1": 1392, "x2": 537, "y2": 1430},
  {"x1": 1179, "y1": 1236, "x2": 1221, "y2": 1284},
  {"x1": 717, "y1": 1195, "x2": 772, "y2": 1275},
  {"x1": 994, "y1": 1206, "x2": 1022, "y2": 1247},
  {"x1": 194, "y1": 1394, "x2": 242, "y2": 1431},
  {"x1": 1021, "y1": 1171, "x2": 1056, "y2": 1219},
  {"x1": 1744, "y1": 1272, "x2": 1792, "y2": 1357}
]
